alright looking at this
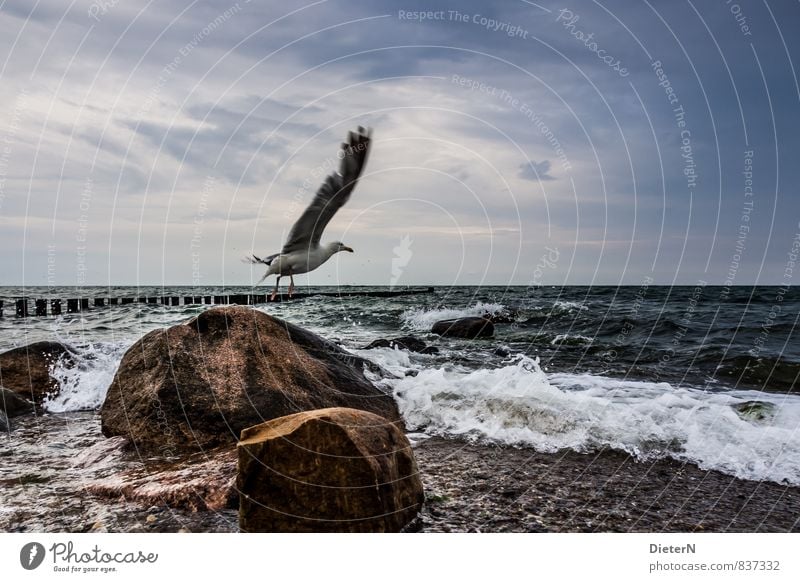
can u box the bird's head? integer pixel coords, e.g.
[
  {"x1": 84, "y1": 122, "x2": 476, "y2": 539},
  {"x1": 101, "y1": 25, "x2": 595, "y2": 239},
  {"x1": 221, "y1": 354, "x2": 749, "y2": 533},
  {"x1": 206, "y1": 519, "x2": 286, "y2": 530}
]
[{"x1": 330, "y1": 241, "x2": 354, "y2": 254}]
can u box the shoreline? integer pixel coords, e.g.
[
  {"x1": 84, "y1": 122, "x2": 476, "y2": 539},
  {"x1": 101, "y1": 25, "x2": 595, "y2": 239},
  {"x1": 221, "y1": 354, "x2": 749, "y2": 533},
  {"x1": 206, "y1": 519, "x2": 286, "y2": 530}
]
[
  {"x1": 413, "y1": 437, "x2": 800, "y2": 533},
  {"x1": 3, "y1": 412, "x2": 799, "y2": 532}
]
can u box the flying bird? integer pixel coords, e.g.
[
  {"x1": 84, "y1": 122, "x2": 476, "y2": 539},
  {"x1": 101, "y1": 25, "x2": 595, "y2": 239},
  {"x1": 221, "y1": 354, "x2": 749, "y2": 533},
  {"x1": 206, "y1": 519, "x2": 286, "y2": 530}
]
[{"x1": 246, "y1": 127, "x2": 372, "y2": 300}]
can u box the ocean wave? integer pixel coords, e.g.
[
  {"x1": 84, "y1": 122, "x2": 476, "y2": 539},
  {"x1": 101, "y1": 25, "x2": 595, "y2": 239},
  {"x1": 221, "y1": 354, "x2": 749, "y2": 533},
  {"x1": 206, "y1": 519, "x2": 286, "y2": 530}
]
[
  {"x1": 553, "y1": 300, "x2": 589, "y2": 312},
  {"x1": 518, "y1": 300, "x2": 590, "y2": 322},
  {"x1": 551, "y1": 334, "x2": 593, "y2": 346},
  {"x1": 43, "y1": 342, "x2": 127, "y2": 413},
  {"x1": 387, "y1": 354, "x2": 800, "y2": 485},
  {"x1": 400, "y1": 302, "x2": 509, "y2": 331}
]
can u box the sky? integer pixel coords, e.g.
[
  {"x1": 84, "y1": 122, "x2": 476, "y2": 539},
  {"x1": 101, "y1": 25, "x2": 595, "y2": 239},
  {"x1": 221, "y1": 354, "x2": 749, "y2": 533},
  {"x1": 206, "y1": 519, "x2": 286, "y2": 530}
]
[{"x1": 0, "y1": 0, "x2": 798, "y2": 287}]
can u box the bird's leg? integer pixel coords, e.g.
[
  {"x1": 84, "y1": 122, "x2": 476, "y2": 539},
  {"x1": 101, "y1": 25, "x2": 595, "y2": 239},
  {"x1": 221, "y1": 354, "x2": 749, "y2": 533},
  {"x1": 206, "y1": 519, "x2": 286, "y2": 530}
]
[
  {"x1": 270, "y1": 276, "x2": 281, "y2": 302},
  {"x1": 288, "y1": 272, "x2": 295, "y2": 298}
]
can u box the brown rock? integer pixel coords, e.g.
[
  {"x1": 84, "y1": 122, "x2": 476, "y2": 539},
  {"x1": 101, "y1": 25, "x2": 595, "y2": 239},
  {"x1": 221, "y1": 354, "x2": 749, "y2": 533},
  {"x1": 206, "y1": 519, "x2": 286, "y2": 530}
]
[
  {"x1": 1, "y1": 386, "x2": 35, "y2": 417},
  {"x1": 101, "y1": 306, "x2": 401, "y2": 453},
  {"x1": 431, "y1": 316, "x2": 494, "y2": 339},
  {"x1": 0, "y1": 341, "x2": 72, "y2": 404},
  {"x1": 238, "y1": 407, "x2": 424, "y2": 532}
]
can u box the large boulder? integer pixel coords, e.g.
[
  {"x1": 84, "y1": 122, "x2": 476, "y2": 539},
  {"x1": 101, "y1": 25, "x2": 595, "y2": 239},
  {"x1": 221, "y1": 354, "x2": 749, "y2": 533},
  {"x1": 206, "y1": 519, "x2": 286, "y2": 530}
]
[
  {"x1": 101, "y1": 306, "x2": 401, "y2": 453},
  {"x1": 238, "y1": 407, "x2": 424, "y2": 532},
  {"x1": 431, "y1": 316, "x2": 494, "y2": 339},
  {"x1": 0, "y1": 386, "x2": 35, "y2": 417},
  {"x1": 0, "y1": 341, "x2": 71, "y2": 404}
]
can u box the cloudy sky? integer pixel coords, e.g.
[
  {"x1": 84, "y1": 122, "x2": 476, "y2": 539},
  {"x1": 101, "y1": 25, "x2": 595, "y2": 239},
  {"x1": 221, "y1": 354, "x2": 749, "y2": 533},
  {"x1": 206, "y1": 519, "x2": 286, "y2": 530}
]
[{"x1": 1, "y1": 0, "x2": 798, "y2": 287}]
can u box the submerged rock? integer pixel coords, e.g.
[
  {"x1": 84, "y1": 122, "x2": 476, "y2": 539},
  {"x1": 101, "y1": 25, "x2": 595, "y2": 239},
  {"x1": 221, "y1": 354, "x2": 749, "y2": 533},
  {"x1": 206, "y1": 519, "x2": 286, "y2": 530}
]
[
  {"x1": 431, "y1": 317, "x2": 494, "y2": 339},
  {"x1": 101, "y1": 306, "x2": 401, "y2": 453},
  {"x1": 0, "y1": 386, "x2": 35, "y2": 417},
  {"x1": 84, "y1": 447, "x2": 238, "y2": 512},
  {"x1": 238, "y1": 407, "x2": 424, "y2": 532},
  {"x1": 0, "y1": 341, "x2": 72, "y2": 404},
  {"x1": 733, "y1": 401, "x2": 776, "y2": 423},
  {"x1": 362, "y1": 335, "x2": 439, "y2": 354}
]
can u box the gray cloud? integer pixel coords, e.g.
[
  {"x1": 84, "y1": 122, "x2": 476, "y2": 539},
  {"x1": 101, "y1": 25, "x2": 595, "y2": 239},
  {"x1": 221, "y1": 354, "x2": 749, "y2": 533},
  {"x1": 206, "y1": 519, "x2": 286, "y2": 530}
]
[
  {"x1": 1, "y1": 0, "x2": 799, "y2": 285},
  {"x1": 518, "y1": 160, "x2": 555, "y2": 181}
]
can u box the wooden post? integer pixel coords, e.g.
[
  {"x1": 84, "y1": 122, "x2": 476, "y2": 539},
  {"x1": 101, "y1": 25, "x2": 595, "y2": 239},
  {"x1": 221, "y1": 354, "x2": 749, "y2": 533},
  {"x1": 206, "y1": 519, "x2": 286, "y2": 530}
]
[
  {"x1": 51, "y1": 299, "x2": 62, "y2": 315},
  {"x1": 109, "y1": 297, "x2": 119, "y2": 305},
  {"x1": 121, "y1": 298, "x2": 133, "y2": 304},
  {"x1": 184, "y1": 296, "x2": 194, "y2": 304},
  {"x1": 94, "y1": 298, "x2": 105, "y2": 307},
  {"x1": 170, "y1": 297, "x2": 179, "y2": 306},
  {"x1": 67, "y1": 299, "x2": 79, "y2": 313},
  {"x1": 15, "y1": 299, "x2": 28, "y2": 317},
  {"x1": 80, "y1": 298, "x2": 89, "y2": 311},
  {"x1": 35, "y1": 299, "x2": 47, "y2": 316}
]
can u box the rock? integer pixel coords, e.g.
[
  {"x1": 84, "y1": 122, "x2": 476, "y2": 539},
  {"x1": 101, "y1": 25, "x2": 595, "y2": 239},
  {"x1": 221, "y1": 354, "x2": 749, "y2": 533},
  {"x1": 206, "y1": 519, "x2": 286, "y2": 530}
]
[
  {"x1": 0, "y1": 341, "x2": 72, "y2": 404},
  {"x1": 431, "y1": 317, "x2": 494, "y2": 339},
  {"x1": 362, "y1": 335, "x2": 439, "y2": 354},
  {"x1": 733, "y1": 401, "x2": 776, "y2": 423},
  {"x1": 0, "y1": 410, "x2": 8, "y2": 432},
  {"x1": 101, "y1": 306, "x2": 401, "y2": 453},
  {"x1": 83, "y1": 447, "x2": 238, "y2": 512},
  {"x1": 0, "y1": 386, "x2": 35, "y2": 417},
  {"x1": 238, "y1": 407, "x2": 424, "y2": 532},
  {"x1": 494, "y1": 347, "x2": 511, "y2": 357}
]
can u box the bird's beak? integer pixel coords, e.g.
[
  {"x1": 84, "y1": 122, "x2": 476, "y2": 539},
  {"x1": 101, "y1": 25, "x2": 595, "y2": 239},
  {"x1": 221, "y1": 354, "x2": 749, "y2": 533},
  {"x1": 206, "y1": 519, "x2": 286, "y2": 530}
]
[{"x1": 343, "y1": 246, "x2": 354, "y2": 253}]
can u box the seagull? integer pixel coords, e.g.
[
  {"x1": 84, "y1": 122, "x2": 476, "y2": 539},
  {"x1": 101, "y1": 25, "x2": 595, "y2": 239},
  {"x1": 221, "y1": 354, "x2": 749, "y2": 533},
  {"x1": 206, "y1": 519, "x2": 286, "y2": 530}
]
[{"x1": 246, "y1": 126, "x2": 372, "y2": 300}]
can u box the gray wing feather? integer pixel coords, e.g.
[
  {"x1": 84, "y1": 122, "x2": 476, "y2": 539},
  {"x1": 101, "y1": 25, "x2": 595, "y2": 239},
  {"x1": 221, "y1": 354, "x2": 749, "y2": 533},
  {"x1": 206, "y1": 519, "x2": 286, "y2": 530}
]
[{"x1": 281, "y1": 127, "x2": 371, "y2": 254}]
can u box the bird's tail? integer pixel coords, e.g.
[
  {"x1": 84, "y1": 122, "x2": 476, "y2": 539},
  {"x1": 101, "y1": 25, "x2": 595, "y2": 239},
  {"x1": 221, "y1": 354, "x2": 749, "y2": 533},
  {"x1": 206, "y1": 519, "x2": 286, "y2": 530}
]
[
  {"x1": 242, "y1": 253, "x2": 279, "y2": 265},
  {"x1": 253, "y1": 270, "x2": 271, "y2": 287},
  {"x1": 244, "y1": 253, "x2": 279, "y2": 288}
]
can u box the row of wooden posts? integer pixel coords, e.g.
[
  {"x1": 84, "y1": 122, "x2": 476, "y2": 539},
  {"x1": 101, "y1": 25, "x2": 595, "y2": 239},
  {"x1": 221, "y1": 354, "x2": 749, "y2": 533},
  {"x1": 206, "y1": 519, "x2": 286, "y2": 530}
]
[
  {"x1": 0, "y1": 288, "x2": 436, "y2": 317},
  {"x1": 0, "y1": 295, "x2": 255, "y2": 317}
]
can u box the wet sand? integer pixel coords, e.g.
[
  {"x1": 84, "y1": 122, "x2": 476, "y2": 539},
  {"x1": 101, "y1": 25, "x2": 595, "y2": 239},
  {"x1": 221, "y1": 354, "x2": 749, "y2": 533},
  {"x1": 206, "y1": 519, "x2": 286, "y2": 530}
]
[
  {"x1": 3, "y1": 413, "x2": 798, "y2": 533},
  {"x1": 412, "y1": 437, "x2": 800, "y2": 532}
]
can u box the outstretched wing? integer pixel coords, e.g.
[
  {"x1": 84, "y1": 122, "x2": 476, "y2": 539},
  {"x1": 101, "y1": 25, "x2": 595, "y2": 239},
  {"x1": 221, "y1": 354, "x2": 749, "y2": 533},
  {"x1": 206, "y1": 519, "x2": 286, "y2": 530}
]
[{"x1": 281, "y1": 126, "x2": 371, "y2": 254}]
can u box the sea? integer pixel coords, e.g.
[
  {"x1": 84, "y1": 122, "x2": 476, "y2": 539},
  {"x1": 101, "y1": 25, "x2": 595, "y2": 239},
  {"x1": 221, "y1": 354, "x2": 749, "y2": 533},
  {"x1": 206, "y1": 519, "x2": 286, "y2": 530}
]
[{"x1": 1, "y1": 284, "x2": 799, "y2": 530}]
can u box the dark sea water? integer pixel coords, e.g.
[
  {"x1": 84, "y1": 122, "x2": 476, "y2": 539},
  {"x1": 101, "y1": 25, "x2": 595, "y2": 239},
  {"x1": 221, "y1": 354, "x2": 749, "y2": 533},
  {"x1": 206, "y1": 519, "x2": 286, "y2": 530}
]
[{"x1": 1, "y1": 285, "x2": 800, "y2": 530}]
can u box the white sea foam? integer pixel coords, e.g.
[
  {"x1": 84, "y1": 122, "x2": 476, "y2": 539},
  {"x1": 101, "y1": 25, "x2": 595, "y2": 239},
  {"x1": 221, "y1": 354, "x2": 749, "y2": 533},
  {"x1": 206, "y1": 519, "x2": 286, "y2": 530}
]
[
  {"x1": 552, "y1": 300, "x2": 589, "y2": 312},
  {"x1": 353, "y1": 346, "x2": 415, "y2": 377},
  {"x1": 43, "y1": 342, "x2": 127, "y2": 413},
  {"x1": 551, "y1": 333, "x2": 593, "y2": 345},
  {"x1": 400, "y1": 302, "x2": 508, "y2": 331},
  {"x1": 378, "y1": 353, "x2": 800, "y2": 485}
]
